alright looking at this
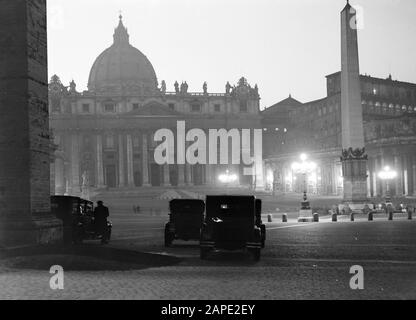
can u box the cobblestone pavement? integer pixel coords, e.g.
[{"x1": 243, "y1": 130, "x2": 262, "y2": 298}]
[{"x1": 1, "y1": 216, "x2": 416, "y2": 300}]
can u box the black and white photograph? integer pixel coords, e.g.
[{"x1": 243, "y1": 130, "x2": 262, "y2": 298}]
[{"x1": 1, "y1": 0, "x2": 416, "y2": 307}]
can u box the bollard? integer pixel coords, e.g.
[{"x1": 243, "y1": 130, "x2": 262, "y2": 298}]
[
  {"x1": 408, "y1": 210, "x2": 413, "y2": 220},
  {"x1": 282, "y1": 214, "x2": 287, "y2": 223},
  {"x1": 350, "y1": 213, "x2": 354, "y2": 221},
  {"x1": 332, "y1": 213, "x2": 337, "y2": 222},
  {"x1": 267, "y1": 214, "x2": 273, "y2": 223},
  {"x1": 368, "y1": 212, "x2": 373, "y2": 221},
  {"x1": 388, "y1": 211, "x2": 393, "y2": 221},
  {"x1": 313, "y1": 212, "x2": 319, "y2": 222}
]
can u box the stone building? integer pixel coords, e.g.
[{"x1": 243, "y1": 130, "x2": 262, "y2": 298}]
[
  {"x1": 263, "y1": 72, "x2": 416, "y2": 198},
  {"x1": 49, "y1": 16, "x2": 263, "y2": 195}
]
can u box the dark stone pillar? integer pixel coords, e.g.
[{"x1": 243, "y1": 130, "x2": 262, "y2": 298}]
[{"x1": 0, "y1": 0, "x2": 62, "y2": 246}]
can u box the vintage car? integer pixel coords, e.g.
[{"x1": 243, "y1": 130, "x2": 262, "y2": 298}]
[
  {"x1": 51, "y1": 196, "x2": 112, "y2": 244},
  {"x1": 200, "y1": 195, "x2": 265, "y2": 261},
  {"x1": 164, "y1": 199, "x2": 205, "y2": 247}
]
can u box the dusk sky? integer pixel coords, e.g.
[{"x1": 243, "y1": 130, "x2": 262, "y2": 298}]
[{"x1": 47, "y1": 0, "x2": 416, "y2": 109}]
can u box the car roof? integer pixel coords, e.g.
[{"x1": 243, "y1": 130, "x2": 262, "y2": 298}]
[{"x1": 169, "y1": 199, "x2": 205, "y2": 215}]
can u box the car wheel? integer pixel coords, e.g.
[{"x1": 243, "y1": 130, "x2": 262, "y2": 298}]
[
  {"x1": 200, "y1": 248, "x2": 209, "y2": 260},
  {"x1": 164, "y1": 229, "x2": 173, "y2": 247},
  {"x1": 164, "y1": 236, "x2": 173, "y2": 247},
  {"x1": 261, "y1": 225, "x2": 266, "y2": 248},
  {"x1": 102, "y1": 229, "x2": 111, "y2": 244},
  {"x1": 252, "y1": 248, "x2": 261, "y2": 262},
  {"x1": 73, "y1": 237, "x2": 83, "y2": 245},
  {"x1": 72, "y1": 228, "x2": 83, "y2": 245}
]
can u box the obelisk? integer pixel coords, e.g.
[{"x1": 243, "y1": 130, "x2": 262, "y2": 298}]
[
  {"x1": 340, "y1": 1, "x2": 368, "y2": 210},
  {"x1": 0, "y1": 0, "x2": 62, "y2": 246}
]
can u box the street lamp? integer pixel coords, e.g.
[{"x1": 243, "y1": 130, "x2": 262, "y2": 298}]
[
  {"x1": 378, "y1": 166, "x2": 397, "y2": 203},
  {"x1": 291, "y1": 153, "x2": 317, "y2": 201},
  {"x1": 292, "y1": 154, "x2": 316, "y2": 220},
  {"x1": 218, "y1": 170, "x2": 238, "y2": 193}
]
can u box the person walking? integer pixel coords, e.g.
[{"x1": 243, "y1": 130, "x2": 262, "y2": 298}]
[{"x1": 94, "y1": 201, "x2": 110, "y2": 244}]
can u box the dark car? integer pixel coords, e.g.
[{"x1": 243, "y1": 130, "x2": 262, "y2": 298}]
[
  {"x1": 165, "y1": 199, "x2": 205, "y2": 247},
  {"x1": 51, "y1": 196, "x2": 112, "y2": 244},
  {"x1": 200, "y1": 195, "x2": 265, "y2": 261}
]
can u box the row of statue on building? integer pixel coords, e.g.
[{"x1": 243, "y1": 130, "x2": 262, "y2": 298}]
[
  {"x1": 159, "y1": 78, "x2": 259, "y2": 97},
  {"x1": 50, "y1": 74, "x2": 260, "y2": 99}
]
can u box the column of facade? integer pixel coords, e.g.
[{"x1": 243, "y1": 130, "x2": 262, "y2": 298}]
[
  {"x1": 186, "y1": 164, "x2": 193, "y2": 186},
  {"x1": 366, "y1": 165, "x2": 372, "y2": 198},
  {"x1": 323, "y1": 163, "x2": 327, "y2": 194},
  {"x1": 320, "y1": 163, "x2": 326, "y2": 195},
  {"x1": 379, "y1": 155, "x2": 386, "y2": 197},
  {"x1": 118, "y1": 134, "x2": 125, "y2": 188},
  {"x1": 369, "y1": 157, "x2": 375, "y2": 197},
  {"x1": 142, "y1": 132, "x2": 151, "y2": 186},
  {"x1": 126, "y1": 134, "x2": 135, "y2": 187},
  {"x1": 54, "y1": 157, "x2": 65, "y2": 195},
  {"x1": 96, "y1": 134, "x2": 105, "y2": 188},
  {"x1": 163, "y1": 164, "x2": 171, "y2": 187},
  {"x1": 71, "y1": 133, "x2": 80, "y2": 195},
  {"x1": 403, "y1": 155, "x2": 409, "y2": 196},
  {"x1": 205, "y1": 164, "x2": 212, "y2": 185},
  {"x1": 178, "y1": 164, "x2": 185, "y2": 187},
  {"x1": 372, "y1": 157, "x2": 378, "y2": 197},
  {"x1": 330, "y1": 162, "x2": 337, "y2": 195},
  {"x1": 394, "y1": 154, "x2": 403, "y2": 196},
  {"x1": 413, "y1": 155, "x2": 416, "y2": 196},
  {"x1": 408, "y1": 154, "x2": 414, "y2": 196}
]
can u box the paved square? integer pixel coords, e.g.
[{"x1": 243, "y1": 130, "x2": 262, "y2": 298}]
[{"x1": 1, "y1": 214, "x2": 415, "y2": 299}]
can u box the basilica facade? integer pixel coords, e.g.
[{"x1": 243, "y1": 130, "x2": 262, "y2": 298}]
[{"x1": 49, "y1": 16, "x2": 263, "y2": 195}]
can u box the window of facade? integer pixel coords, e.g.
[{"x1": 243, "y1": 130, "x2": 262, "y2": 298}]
[
  {"x1": 104, "y1": 103, "x2": 115, "y2": 112},
  {"x1": 105, "y1": 135, "x2": 115, "y2": 149},
  {"x1": 191, "y1": 104, "x2": 201, "y2": 112},
  {"x1": 82, "y1": 103, "x2": 90, "y2": 113},
  {"x1": 51, "y1": 100, "x2": 61, "y2": 112},
  {"x1": 214, "y1": 104, "x2": 221, "y2": 112},
  {"x1": 239, "y1": 100, "x2": 248, "y2": 113},
  {"x1": 132, "y1": 103, "x2": 139, "y2": 110},
  {"x1": 168, "y1": 103, "x2": 175, "y2": 111},
  {"x1": 133, "y1": 137, "x2": 140, "y2": 148}
]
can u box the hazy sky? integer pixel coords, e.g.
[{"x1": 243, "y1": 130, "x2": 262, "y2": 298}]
[{"x1": 47, "y1": 0, "x2": 416, "y2": 109}]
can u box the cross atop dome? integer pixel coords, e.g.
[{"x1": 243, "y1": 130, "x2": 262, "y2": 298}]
[{"x1": 113, "y1": 12, "x2": 129, "y2": 45}]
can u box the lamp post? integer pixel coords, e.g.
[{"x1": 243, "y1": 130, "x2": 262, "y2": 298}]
[
  {"x1": 378, "y1": 166, "x2": 397, "y2": 204},
  {"x1": 291, "y1": 154, "x2": 317, "y2": 201},
  {"x1": 218, "y1": 169, "x2": 238, "y2": 194},
  {"x1": 292, "y1": 154, "x2": 317, "y2": 221}
]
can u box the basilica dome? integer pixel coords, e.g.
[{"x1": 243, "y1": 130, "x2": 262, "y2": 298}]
[{"x1": 88, "y1": 15, "x2": 158, "y2": 93}]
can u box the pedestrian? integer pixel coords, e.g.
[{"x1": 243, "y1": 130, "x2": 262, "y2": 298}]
[{"x1": 94, "y1": 200, "x2": 110, "y2": 244}]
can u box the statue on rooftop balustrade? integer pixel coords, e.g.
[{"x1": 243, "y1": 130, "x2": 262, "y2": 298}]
[
  {"x1": 160, "y1": 80, "x2": 166, "y2": 93},
  {"x1": 225, "y1": 81, "x2": 231, "y2": 94}
]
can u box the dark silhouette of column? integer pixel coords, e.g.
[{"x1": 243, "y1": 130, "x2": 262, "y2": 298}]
[{"x1": 0, "y1": 0, "x2": 62, "y2": 246}]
